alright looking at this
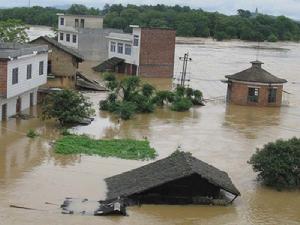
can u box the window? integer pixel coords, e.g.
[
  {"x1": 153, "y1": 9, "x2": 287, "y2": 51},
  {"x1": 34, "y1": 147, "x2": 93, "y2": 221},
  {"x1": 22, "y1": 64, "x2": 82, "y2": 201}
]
[
  {"x1": 133, "y1": 35, "x2": 139, "y2": 46},
  {"x1": 268, "y1": 88, "x2": 277, "y2": 103},
  {"x1": 117, "y1": 43, "x2": 123, "y2": 54},
  {"x1": 110, "y1": 42, "x2": 116, "y2": 52},
  {"x1": 72, "y1": 34, "x2": 77, "y2": 43},
  {"x1": 75, "y1": 19, "x2": 79, "y2": 28},
  {"x1": 60, "y1": 17, "x2": 64, "y2": 26},
  {"x1": 66, "y1": 34, "x2": 70, "y2": 42},
  {"x1": 248, "y1": 87, "x2": 259, "y2": 103},
  {"x1": 80, "y1": 19, "x2": 85, "y2": 28},
  {"x1": 59, "y1": 32, "x2": 64, "y2": 41},
  {"x1": 125, "y1": 44, "x2": 132, "y2": 55},
  {"x1": 12, "y1": 68, "x2": 18, "y2": 85},
  {"x1": 27, "y1": 64, "x2": 32, "y2": 80},
  {"x1": 39, "y1": 61, "x2": 44, "y2": 75}
]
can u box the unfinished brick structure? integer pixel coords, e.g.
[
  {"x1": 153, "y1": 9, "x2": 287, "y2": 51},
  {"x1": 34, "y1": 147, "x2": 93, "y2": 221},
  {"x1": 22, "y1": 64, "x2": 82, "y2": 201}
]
[{"x1": 225, "y1": 61, "x2": 287, "y2": 107}]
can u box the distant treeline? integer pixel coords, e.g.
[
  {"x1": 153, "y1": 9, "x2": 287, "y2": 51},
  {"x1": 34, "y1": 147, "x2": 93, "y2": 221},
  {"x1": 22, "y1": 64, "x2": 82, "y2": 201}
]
[{"x1": 1, "y1": 4, "x2": 300, "y2": 42}]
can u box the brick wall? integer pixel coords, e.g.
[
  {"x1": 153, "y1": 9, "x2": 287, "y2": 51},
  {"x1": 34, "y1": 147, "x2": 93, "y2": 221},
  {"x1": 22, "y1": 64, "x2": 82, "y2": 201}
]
[
  {"x1": 139, "y1": 28, "x2": 176, "y2": 77},
  {"x1": 228, "y1": 82, "x2": 283, "y2": 107},
  {"x1": 0, "y1": 59, "x2": 8, "y2": 97}
]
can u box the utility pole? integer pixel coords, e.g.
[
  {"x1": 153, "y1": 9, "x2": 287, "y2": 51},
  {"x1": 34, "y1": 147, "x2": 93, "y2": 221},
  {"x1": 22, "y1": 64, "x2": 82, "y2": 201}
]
[
  {"x1": 179, "y1": 52, "x2": 192, "y2": 87},
  {"x1": 28, "y1": 0, "x2": 31, "y2": 8}
]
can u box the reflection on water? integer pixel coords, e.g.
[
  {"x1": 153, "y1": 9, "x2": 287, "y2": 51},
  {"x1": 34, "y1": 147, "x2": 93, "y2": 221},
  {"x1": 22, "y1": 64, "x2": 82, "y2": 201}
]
[{"x1": 1, "y1": 38, "x2": 300, "y2": 225}]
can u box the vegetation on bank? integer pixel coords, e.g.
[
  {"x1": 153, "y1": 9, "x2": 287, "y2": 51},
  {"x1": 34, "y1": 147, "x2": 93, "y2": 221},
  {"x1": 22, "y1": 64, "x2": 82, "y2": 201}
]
[
  {"x1": 1, "y1": 4, "x2": 300, "y2": 42},
  {"x1": 248, "y1": 137, "x2": 300, "y2": 190},
  {"x1": 41, "y1": 89, "x2": 95, "y2": 126},
  {"x1": 54, "y1": 134, "x2": 157, "y2": 160},
  {"x1": 26, "y1": 129, "x2": 39, "y2": 138},
  {"x1": 99, "y1": 73, "x2": 204, "y2": 120}
]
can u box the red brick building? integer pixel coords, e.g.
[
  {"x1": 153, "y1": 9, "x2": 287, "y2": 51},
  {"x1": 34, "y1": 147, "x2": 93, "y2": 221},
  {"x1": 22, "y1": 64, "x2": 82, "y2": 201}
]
[
  {"x1": 225, "y1": 61, "x2": 287, "y2": 107},
  {"x1": 94, "y1": 26, "x2": 176, "y2": 78}
]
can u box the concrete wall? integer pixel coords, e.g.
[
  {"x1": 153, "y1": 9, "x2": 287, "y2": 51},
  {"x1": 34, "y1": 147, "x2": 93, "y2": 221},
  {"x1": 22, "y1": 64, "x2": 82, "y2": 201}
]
[
  {"x1": 6, "y1": 53, "x2": 48, "y2": 99},
  {"x1": 108, "y1": 39, "x2": 134, "y2": 64},
  {"x1": 58, "y1": 15, "x2": 103, "y2": 29},
  {"x1": 227, "y1": 81, "x2": 283, "y2": 107},
  {"x1": 139, "y1": 28, "x2": 176, "y2": 77},
  {"x1": 31, "y1": 38, "x2": 79, "y2": 77},
  {"x1": 58, "y1": 31, "x2": 78, "y2": 49},
  {"x1": 0, "y1": 88, "x2": 38, "y2": 120},
  {"x1": 78, "y1": 28, "x2": 123, "y2": 61}
]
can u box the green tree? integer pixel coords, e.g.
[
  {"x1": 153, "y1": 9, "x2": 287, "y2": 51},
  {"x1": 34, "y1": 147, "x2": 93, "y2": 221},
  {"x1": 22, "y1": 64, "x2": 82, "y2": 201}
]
[
  {"x1": 0, "y1": 19, "x2": 29, "y2": 43},
  {"x1": 41, "y1": 90, "x2": 95, "y2": 125},
  {"x1": 248, "y1": 137, "x2": 300, "y2": 190}
]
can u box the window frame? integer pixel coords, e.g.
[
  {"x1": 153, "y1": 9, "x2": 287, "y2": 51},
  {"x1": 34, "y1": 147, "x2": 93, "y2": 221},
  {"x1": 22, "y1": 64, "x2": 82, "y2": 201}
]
[
  {"x1": 59, "y1": 32, "x2": 64, "y2": 41},
  {"x1": 268, "y1": 88, "x2": 277, "y2": 103},
  {"x1": 248, "y1": 87, "x2": 259, "y2": 103},
  {"x1": 80, "y1": 19, "x2": 85, "y2": 28},
  {"x1": 72, "y1": 34, "x2": 77, "y2": 43},
  {"x1": 66, "y1": 33, "x2": 70, "y2": 42},
  {"x1": 75, "y1": 19, "x2": 79, "y2": 28},
  {"x1": 60, "y1": 17, "x2": 64, "y2": 26},
  {"x1": 26, "y1": 64, "x2": 32, "y2": 80},
  {"x1": 12, "y1": 67, "x2": 18, "y2": 85},
  {"x1": 110, "y1": 41, "x2": 116, "y2": 52},
  {"x1": 125, "y1": 44, "x2": 132, "y2": 55},
  {"x1": 39, "y1": 61, "x2": 44, "y2": 75},
  {"x1": 117, "y1": 43, "x2": 124, "y2": 54},
  {"x1": 133, "y1": 35, "x2": 139, "y2": 46}
]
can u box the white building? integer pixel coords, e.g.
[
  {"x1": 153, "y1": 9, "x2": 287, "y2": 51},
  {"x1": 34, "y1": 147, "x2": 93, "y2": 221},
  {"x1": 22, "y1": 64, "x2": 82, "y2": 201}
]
[
  {"x1": 0, "y1": 43, "x2": 48, "y2": 121},
  {"x1": 57, "y1": 13, "x2": 121, "y2": 61}
]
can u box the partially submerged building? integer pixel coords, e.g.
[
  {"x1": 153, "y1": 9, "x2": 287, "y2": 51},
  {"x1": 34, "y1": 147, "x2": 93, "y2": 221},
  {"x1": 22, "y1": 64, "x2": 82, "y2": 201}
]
[
  {"x1": 225, "y1": 60, "x2": 287, "y2": 106},
  {"x1": 57, "y1": 13, "x2": 122, "y2": 61},
  {"x1": 31, "y1": 36, "x2": 83, "y2": 79},
  {"x1": 0, "y1": 43, "x2": 48, "y2": 120},
  {"x1": 94, "y1": 26, "x2": 176, "y2": 77},
  {"x1": 105, "y1": 151, "x2": 240, "y2": 205}
]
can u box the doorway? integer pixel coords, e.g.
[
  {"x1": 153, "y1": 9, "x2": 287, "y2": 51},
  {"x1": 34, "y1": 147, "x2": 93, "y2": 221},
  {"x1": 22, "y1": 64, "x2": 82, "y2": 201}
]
[
  {"x1": 30, "y1": 92, "x2": 34, "y2": 107},
  {"x1": 1, "y1": 104, "x2": 7, "y2": 121},
  {"x1": 48, "y1": 60, "x2": 52, "y2": 74},
  {"x1": 16, "y1": 97, "x2": 22, "y2": 114}
]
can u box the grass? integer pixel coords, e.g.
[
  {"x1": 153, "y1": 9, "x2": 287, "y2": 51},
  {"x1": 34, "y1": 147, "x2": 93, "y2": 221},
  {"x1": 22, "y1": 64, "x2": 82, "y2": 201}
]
[
  {"x1": 26, "y1": 129, "x2": 39, "y2": 138},
  {"x1": 54, "y1": 135, "x2": 157, "y2": 160}
]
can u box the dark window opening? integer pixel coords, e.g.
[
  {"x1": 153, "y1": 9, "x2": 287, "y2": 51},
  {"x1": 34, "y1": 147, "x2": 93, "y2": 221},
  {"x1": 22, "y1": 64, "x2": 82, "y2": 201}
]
[
  {"x1": 60, "y1": 32, "x2": 64, "y2": 41},
  {"x1": 30, "y1": 92, "x2": 34, "y2": 107},
  {"x1": 48, "y1": 60, "x2": 52, "y2": 74},
  {"x1": 12, "y1": 68, "x2": 18, "y2": 84},
  {"x1": 75, "y1": 19, "x2": 79, "y2": 28},
  {"x1": 72, "y1": 34, "x2": 77, "y2": 43},
  {"x1": 133, "y1": 35, "x2": 139, "y2": 46},
  {"x1": 80, "y1": 19, "x2": 85, "y2": 28},
  {"x1": 117, "y1": 43, "x2": 123, "y2": 54},
  {"x1": 268, "y1": 88, "x2": 277, "y2": 103},
  {"x1": 27, "y1": 64, "x2": 32, "y2": 79},
  {"x1": 39, "y1": 61, "x2": 44, "y2": 75},
  {"x1": 60, "y1": 17, "x2": 64, "y2": 26},
  {"x1": 1, "y1": 104, "x2": 7, "y2": 121},
  {"x1": 125, "y1": 44, "x2": 132, "y2": 55},
  {"x1": 248, "y1": 87, "x2": 259, "y2": 103},
  {"x1": 66, "y1": 34, "x2": 70, "y2": 42}
]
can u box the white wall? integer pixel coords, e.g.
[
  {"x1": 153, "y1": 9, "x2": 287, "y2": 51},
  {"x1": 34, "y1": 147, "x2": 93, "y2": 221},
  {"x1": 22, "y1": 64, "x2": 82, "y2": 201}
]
[
  {"x1": 6, "y1": 53, "x2": 47, "y2": 99},
  {"x1": 58, "y1": 31, "x2": 79, "y2": 49},
  {"x1": 58, "y1": 15, "x2": 103, "y2": 30},
  {"x1": 132, "y1": 27, "x2": 141, "y2": 66}
]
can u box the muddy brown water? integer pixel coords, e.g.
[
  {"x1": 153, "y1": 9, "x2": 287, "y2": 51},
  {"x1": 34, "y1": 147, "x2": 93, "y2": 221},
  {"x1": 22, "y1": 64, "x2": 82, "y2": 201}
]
[{"x1": 1, "y1": 39, "x2": 300, "y2": 225}]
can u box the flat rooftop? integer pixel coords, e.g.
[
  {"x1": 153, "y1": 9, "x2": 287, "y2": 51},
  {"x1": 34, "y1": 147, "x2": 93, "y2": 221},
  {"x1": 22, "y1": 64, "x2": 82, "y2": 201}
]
[
  {"x1": 106, "y1": 33, "x2": 132, "y2": 42},
  {"x1": 0, "y1": 43, "x2": 48, "y2": 59},
  {"x1": 57, "y1": 13, "x2": 103, "y2": 18}
]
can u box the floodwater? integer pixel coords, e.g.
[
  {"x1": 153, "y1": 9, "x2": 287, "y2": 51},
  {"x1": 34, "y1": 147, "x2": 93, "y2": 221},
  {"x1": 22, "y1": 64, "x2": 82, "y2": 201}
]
[{"x1": 1, "y1": 34, "x2": 300, "y2": 224}]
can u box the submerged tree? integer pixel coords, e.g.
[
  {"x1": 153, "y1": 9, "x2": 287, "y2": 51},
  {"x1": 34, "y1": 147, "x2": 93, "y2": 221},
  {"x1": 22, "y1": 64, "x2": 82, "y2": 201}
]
[
  {"x1": 99, "y1": 73, "x2": 204, "y2": 120},
  {"x1": 41, "y1": 89, "x2": 95, "y2": 125},
  {"x1": 248, "y1": 137, "x2": 300, "y2": 190},
  {"x1": 0, "y1": 19, "x2": 29, "y2": 43}
]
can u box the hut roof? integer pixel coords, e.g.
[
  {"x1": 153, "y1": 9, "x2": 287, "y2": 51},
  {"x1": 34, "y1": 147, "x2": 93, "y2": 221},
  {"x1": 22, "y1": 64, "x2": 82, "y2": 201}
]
[
  {"x1": 225, "y1": 61, "x2": 287, "y2": 84},
  {"x1": 105, "y1": 151, "x2": 240, "y2": 200},
  {"x1": 30, "y1": 36, "x2": 84, "y2": 62}
]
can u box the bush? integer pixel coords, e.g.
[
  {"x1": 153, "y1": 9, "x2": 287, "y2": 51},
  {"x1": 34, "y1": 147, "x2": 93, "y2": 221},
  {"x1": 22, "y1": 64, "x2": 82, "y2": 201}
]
[
  {"x1": 27, "y1": 129, "x2": 38, "y2": 138},
  {"x1": 171, "y1": 97, "x2": 193, "y2": 111},
  {"x1": 267, "y1": 34, "x2": 278, "y2": 42},
  {"x1": 115, "y1": 101, "x2": 136, "y2": 120},
  {"x1": 248, "y1": 137, "x2": 300, "y2": 190}
]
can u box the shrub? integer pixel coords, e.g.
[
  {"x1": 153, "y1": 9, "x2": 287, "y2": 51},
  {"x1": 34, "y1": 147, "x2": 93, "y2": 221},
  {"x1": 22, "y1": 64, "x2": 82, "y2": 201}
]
[
  {"x1": 171, "y1": 97, "x2": 193, "y2": 111},
  {"x1": 115, "y1": 101, "x2": 136, "y2": 120},
  {"x1": 248, "y1": 137, "x2": 300, "y2": 190},
  {"x1": 267, "y1": 34, "x2": 278, "y2": 42},
  {"x1": 27, "y1": 129, "x2": 38, "y2": 138},
  {"x1": 142, "y1": 83, "x2": 155, "y2": 97}
]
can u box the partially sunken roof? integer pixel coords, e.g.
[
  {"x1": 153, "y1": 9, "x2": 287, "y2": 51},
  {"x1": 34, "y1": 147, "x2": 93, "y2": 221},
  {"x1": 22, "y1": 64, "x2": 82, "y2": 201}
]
[
  {"x1": 0, "y1": 42, "x2": 48, "y2": 59},
  {"x1": 225, "y1": 61, "x2": 287, "y2": 84},
  {"x1": 105, "y1": 151, "x2": 240, "y2": 200},
  {"x1": 30, "y1": 36, "x2": 84, "y2": 61}
]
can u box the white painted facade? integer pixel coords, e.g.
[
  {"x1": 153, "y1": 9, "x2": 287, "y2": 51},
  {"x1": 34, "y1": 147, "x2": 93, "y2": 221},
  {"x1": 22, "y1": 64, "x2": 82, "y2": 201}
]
[
  {"x1": 0, "y1": 52, "x2": 47, "y2": 120},
  {"x1": 107, "y1": 27, "x2": 141, "y2": 66}
]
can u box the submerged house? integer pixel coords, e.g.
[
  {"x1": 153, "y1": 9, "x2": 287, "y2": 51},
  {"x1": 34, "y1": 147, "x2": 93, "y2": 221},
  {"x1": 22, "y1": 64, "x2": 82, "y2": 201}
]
[
  {"x1": 105, "y1": 151, "x2": 240, "y2": 205},
  {"x1": 31, "y1": 36, "x2": 84, "y2": 79},
  {"x1": 0, "y1": 43, "x2": 48, "y2": 120},
  {"x1": 225, "y1": 60, "x2": 287, "y2": 106},
  {"x1": 94, "y1": 26, "x2": 176, "y2": 77}
]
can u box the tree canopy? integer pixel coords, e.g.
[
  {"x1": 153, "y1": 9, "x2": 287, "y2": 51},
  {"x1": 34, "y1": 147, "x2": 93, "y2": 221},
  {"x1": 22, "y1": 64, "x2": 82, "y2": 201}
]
[
  {"x1": 1, "y1": 4, "x2": 300, "y2": 42},
  {"x1": 0, "y1": 19, "x2": 29, "y2": 43}
]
